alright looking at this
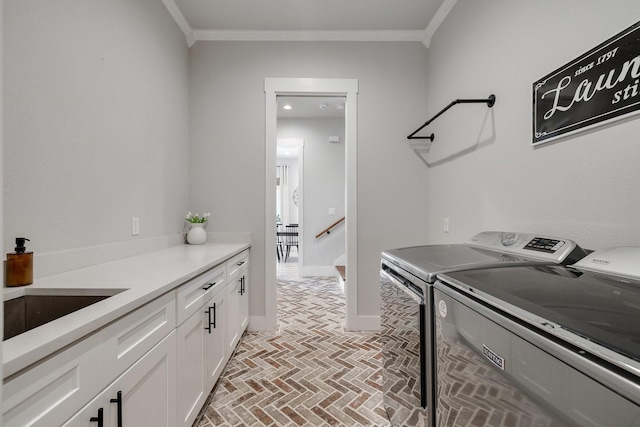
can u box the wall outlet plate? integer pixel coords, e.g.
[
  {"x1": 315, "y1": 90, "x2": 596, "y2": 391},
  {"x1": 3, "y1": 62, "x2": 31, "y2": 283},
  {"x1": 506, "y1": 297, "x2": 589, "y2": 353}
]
[{"x1": 132, "y1": 217, "x2": 140, "y2": 236}]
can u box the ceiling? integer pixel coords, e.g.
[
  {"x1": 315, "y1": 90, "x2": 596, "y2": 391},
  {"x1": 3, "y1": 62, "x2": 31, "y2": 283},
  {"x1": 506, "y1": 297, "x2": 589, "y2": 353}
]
[
  {"x1": 160, "y1": 0, "x2": 457, "y2": 158},
  {"x1": 278, "y1": 96, "x2": 345, "y2": 119},
  {"x1": 276, "y1": 96, "x2": 345, "y2": 159},
  {"x1": 162, "y1": 0, "x2": 455, "y2": 46}
]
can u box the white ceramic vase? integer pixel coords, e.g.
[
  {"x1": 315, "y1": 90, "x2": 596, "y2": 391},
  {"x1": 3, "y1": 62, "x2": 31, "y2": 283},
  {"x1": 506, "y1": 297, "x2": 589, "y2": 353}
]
[{"x1": 186, "y1": 222, "x2": 207, "y2": 245}]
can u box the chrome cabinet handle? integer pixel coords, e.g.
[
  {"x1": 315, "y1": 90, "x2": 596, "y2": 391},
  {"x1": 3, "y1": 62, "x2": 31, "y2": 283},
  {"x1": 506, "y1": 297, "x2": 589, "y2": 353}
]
[
  {"x1": 236, "y1": 261, "x2": 245, "y2": 266},
  {"x1": 203, "y1": 281, "x2": 216, "y2": 291},
  {"x1": 110, "y1": 391, "x2": 123, "y2": 427}
]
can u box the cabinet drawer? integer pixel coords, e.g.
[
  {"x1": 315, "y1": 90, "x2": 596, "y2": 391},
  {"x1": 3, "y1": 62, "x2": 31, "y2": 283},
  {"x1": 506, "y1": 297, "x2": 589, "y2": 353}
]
[
  {"x1": 226, "y1": 250, "x2": 249, "y2": 280},
  {"x1": 3, "y1": 333, "x2": 102, "y2": 427},
  {"x1": 176, "y1": 264, "x2": 226, "y2": 326},
  {"x1": 101, "y1": 291, "x2": 176, "y2": 384}
]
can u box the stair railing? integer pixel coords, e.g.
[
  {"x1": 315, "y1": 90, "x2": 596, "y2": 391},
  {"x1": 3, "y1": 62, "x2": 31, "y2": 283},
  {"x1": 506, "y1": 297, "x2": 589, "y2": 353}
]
[{"x1": 315, "y1": 217, "x2": 345, "y2": 239}]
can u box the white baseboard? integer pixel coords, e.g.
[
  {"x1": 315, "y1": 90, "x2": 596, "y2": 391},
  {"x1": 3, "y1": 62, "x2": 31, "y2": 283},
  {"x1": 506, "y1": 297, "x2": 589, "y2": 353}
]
[{"x1": 248, "y1": 316, "x2": 268, "y2": 332}]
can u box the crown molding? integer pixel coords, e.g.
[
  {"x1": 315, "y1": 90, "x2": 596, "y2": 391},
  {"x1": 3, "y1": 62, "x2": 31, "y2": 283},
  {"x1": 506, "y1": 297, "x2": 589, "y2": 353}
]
[
  {"x1": 161, "y1": 0, "x2": 197, "y2": 46},
  {"x1": 423, "y1": 0, "x2": 458, "y2": 48},
  {"x1": 193, "y1": 29, "x2": 427, "y2": 43},
  {"x1": 162, "y1": 0, "x2": 457, "y2": 48}
]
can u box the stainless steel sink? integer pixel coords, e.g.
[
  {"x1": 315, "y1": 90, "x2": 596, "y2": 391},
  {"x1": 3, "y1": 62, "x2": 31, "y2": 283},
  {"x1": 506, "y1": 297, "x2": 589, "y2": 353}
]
[{"x1": 4, "y1": 288, "x2": 125, "y2": 341}]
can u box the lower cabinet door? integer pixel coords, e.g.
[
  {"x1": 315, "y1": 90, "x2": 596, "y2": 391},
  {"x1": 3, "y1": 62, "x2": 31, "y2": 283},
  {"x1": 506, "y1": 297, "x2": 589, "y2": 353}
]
[
  {"x1": 239, "y1": 271, "x2": 249, "y2": 333},
  {"x1": 206, "y1": 290, "x2": 226, "y2": 390},
  {"x1": 63, "y1": 331, "x2": 176, "y2": 427},
  {"x1": 176, "y1": 301, "x2": 209, "y2": 427},
  {"x1": 226, "y1": 277, "x2": 240, "y2": 359},
  {"x1": 3, "y1": 333, "x2": 102, "y2": 427}
]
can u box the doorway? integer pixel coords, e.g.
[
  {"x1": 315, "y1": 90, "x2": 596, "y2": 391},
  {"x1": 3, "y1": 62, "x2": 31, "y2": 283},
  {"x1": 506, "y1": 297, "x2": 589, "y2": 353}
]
[
  {"x1": 276, "y1": 138, "x2": 303, "y2": 274},
  {"x1": 264, "y1": 78, "x2": 359, "y2": 331}
]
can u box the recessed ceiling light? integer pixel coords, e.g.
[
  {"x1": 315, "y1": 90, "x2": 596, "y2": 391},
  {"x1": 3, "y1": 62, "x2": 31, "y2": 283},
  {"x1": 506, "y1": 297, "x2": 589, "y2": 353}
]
[
  {"x1": 336, "y1": 104, "x2": 345, "y2": 110},
  {"x1": 319, "y1": 103, "x2": 328, "y2": 110},
  {"x1": 283, "y1": 104, "x2": 292, "y2": 110}
]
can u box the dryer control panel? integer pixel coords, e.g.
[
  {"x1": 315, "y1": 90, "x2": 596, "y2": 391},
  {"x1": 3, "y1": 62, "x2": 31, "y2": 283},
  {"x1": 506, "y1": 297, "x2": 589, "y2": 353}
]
[{"x1": 466, "y1": 231, "x2": 587, "y2": 264}]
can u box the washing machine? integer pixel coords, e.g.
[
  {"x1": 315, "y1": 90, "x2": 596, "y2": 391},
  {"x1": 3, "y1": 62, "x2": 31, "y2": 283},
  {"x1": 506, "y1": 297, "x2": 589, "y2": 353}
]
[
  {"x1": 380, "y1": 231, "x2": 587, "y2": 427},
  {"x1": 433, "y1": 247, "x2": 640, "y2": 426}
]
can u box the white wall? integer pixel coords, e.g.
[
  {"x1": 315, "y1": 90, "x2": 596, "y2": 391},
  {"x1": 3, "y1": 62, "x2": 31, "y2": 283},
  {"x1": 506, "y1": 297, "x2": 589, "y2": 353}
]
[
  {"x1": 3, "y1": 0, "x2": 190, "y2": 269},
  {"x1": 276, "y1": 157, "x2": 299, "y2": 225},
  {"x1": 278, "y1": 118, "x2": 345, "y2": 269},
  {"x1": 423, "y1": 1, "x2": 640, "y2": 249},
  {"x1": 189, "y1": 41, "x2": 431, "y2": 323}
]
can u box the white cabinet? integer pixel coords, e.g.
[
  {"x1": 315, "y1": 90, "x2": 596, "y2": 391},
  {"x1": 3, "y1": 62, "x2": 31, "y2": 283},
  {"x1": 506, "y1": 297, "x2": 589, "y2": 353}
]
[
  {"x1": 63, "y1": 331, "x2": 176, "y2": 427},
  {"x1": 206, "y1": 289, "x2": 226, "y2": 389},
  {"x1": 175, "y1": 265, "x2": 228, "y2": 427},
  {"x1": 2, "y1": 293, "x2": 175, "y2": 427},
  {"x1": 226, "y1": 250, "x2": 249, "y2": 358},
  {"x1": 3, "y1": 334, "x2": 102, "y2": 427},
  {"x1": 176, "y1": 302, "x2": 209, "y2": 427},
  {"x1": 226, "y1": 250, "x2": 248, "y2": 281},
  {"x1": 107, "y1": 332, "x2": 176, "y2": 427},
  {"x1": 101, "y1": 292, "x2": 176, "y2": 385},
  {"x1": 3, "y1": 246, "x2": 250, "y2": 427},
  {"x1": 176, "y1": 265, "x2": 226, "y2": 325}
]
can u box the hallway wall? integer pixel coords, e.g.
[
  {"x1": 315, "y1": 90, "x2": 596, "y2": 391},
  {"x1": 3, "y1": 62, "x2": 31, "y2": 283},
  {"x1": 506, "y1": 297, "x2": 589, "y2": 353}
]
[
  {"x1": 189, "y1": 41, "x2": 431, "y2": 327},
  {"x1": 278, "y1": 118, "x2": 345, "y2": 271}
]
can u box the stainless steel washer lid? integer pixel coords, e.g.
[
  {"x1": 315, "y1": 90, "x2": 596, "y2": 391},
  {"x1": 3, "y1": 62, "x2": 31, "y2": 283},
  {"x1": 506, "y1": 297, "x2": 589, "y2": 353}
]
[
  {"x1": 439, "y1": 264, "x2": 640, "y2": 376},
  {"x1": 382, "y1": 244, "x2": 523, "y2": 284},
  {"x1": 381, "y1": 231, "x2": 586, "y2": 284}
]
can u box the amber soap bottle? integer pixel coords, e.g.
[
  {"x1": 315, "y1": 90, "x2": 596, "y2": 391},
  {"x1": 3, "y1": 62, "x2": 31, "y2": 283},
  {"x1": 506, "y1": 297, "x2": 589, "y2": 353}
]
[{"x1": 6, "y1": 237, "x2": 33, "y2": 287}]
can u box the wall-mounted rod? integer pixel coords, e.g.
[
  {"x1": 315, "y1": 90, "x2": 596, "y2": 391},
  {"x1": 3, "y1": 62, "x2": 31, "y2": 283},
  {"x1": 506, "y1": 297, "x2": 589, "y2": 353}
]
[{"x1": 407, "y1": 94, "x2": 496, "y2": 141}]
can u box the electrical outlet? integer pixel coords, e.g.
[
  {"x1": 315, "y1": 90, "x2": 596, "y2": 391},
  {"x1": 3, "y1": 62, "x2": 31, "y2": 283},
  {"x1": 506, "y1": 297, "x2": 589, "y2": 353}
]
[
  {"x1": 444, "y1": 217, "x2": 450, "y2": 233},
  {"x1": 132, "y1": 217, "x2": 140, "y2": 236}
]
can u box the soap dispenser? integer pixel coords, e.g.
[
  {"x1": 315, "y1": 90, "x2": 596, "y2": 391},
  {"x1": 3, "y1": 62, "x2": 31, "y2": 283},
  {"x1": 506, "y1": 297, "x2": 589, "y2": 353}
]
[{"x1": 5, "y1": 237, "x2": 33, "y2": 287}]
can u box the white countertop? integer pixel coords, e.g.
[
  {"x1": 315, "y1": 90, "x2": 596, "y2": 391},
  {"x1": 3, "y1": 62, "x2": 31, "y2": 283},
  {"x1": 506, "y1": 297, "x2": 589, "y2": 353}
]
[{"x1": 3, "y1": 242, "x2": 250, "y2": 378}]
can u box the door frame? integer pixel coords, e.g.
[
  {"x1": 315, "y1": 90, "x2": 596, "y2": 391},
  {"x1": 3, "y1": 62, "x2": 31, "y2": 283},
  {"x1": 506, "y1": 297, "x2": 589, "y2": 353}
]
[{"x1": 264, "y1": 78, "x2": 359, "y2": 331}]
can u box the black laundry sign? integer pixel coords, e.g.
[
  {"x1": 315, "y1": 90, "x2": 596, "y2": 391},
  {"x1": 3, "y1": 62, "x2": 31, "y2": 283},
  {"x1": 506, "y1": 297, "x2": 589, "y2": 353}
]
[{"x1": 533, "y1": 20, "x2": 640, "y2": 145}]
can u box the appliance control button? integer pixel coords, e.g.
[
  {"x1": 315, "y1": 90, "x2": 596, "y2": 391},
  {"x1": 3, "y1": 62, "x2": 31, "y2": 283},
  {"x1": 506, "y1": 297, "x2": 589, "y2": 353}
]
[{"x1": 501, "y1": 233, "x2": 518, "y2": 246}]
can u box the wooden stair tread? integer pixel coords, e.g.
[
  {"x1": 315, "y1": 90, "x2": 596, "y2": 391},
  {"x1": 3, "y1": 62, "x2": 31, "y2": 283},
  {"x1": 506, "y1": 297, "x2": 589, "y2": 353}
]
[{"x1": 336, "y1": 265, "x2": 346, "y2": 280}]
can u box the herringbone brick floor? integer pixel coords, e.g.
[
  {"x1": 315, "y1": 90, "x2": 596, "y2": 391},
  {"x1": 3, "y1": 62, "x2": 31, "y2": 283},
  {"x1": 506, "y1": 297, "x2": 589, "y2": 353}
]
[{"x1": 194, "y1": 276, "x2": 391, "y2": 426}]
